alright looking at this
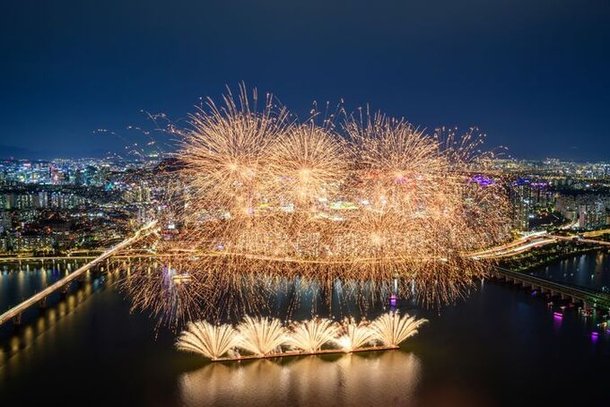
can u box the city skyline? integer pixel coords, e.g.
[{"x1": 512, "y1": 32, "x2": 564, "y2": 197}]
[
  {"x1": 2, "y1": 0, "x2": 609, "y2": 160},
  {"x1": 2, "y1": 2, "x2": 610, "y2": 405}
]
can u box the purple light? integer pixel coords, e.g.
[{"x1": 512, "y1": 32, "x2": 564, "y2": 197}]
[
  {"x1": 512, "y1": 177, "x2": 530, "y2": 186},
  {"x1": 591, "y1": 331, "x2": 599, "y2": 343},
  {"x1": 389, "y1": 294, "x2": 398, "y2": 307},
  {"x1": 530, "y1": 182, "x2": 549, "y2": 188},
  {"x1": 553, "y1": 312, "x2": 563, "y2": 319},
  {"x1": 470, "y1": 174, "x2": 494, "y2": 187}
]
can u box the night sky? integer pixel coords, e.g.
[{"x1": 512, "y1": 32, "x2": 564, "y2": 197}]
[{"x1": 1, "y1": 0, "x2": 609, "y2": 160}]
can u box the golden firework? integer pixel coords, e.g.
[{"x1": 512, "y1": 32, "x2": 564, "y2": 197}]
[{"x1": 121, "y1": 86, "x2": 512, "y2": 325}]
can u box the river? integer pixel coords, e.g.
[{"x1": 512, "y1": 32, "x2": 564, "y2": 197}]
[{"x1": 1, "y1": 256, "x2": 609, "y2": 406}]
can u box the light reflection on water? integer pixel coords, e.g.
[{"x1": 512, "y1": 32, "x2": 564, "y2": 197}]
[
  {"x1": 3, "y1": 259, "x2": 610, "y2": 405},
  {"x1": 0, "y1": 267, "x2": 122, "y2": 374},
  {"x1": 534, "y1": 251, "x2": 610, "y2": 290},
  {"x1": 179, "y1": 351, "x2": 421, "y2": 406}
]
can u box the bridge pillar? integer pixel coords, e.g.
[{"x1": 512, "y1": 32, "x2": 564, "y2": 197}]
[
  {"x1": 38, "y1": 297, "x2": 48, "y2": 309},
  {"x1": 60, "y1": 284, "x2": 70, "y2": 298}
]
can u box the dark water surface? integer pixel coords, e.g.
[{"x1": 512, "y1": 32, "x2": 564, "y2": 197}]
[
  {"x1": 1, "y1": 262, "x2": 610, "y2": 407},
  {"x1": 531, "y1": 250, "x2": 610, "y2": 291}
]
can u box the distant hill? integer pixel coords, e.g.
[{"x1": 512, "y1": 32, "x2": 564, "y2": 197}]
[{"x1": 0, "y1": 144, "x2": 38, "y2": 159}]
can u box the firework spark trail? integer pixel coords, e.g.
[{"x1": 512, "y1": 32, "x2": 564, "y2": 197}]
[{"x1": 121, "y1": 85, "x2": 512, "y2": 325}]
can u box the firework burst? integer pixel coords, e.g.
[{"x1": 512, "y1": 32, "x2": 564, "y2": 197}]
[{"x1": 122, "y1": 86, "x2": 511, "y2": 325}]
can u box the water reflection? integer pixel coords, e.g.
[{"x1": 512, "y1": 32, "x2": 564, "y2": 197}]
[
  {"x1": 0, "y1": 272, "x2": 112, "y2": 371},
  {"x1": 534, "y1": 251, "x2": 610, "y2": 291},
  {"x1": 179, "y1": 351, "x2": 421, "y2": 406}
]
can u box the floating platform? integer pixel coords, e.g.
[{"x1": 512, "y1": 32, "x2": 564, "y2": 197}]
[{"x1": 211, "y1": 345, "x2": 400, "y2": 362}]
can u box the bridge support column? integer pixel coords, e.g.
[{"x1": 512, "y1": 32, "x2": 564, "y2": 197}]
[
  {"x1": 59, "y1": 284, "x2": 70, "y2": 299},
  {"x1": 38, "y1": 297, "x2": 48, "y2": 309}
]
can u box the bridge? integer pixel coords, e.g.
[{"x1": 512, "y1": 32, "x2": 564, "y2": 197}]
[
  {"x1": 0, "y1": 221, "x2": 159, "y2": 326},
  {"x1": 492, "y1": 267, "x2": 610, "y2": 310}
]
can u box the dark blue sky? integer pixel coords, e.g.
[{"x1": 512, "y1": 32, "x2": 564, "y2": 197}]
[{"x1": 1, "y1": 0, "x2": 609, "y2": 160}]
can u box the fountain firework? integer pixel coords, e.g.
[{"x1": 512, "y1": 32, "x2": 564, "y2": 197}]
[
  {"x1": 176, "y1": 312, "x2": 426, "y2": 361},
  {"x1": 176, "y1": 321, "x2": 238, "y2": 360},
  {"x1": 336, "y1": 319, "x2": 379, "y2": 352},
  {"x1": 235, "y1": 316, "x2": 288, "y2": 356},
  {"x1": 371, "y1": 312, "x2": 428, "y2": 347},
  {"x1": 285, "y1": 318, "x2": 340, "y2": 353}
]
